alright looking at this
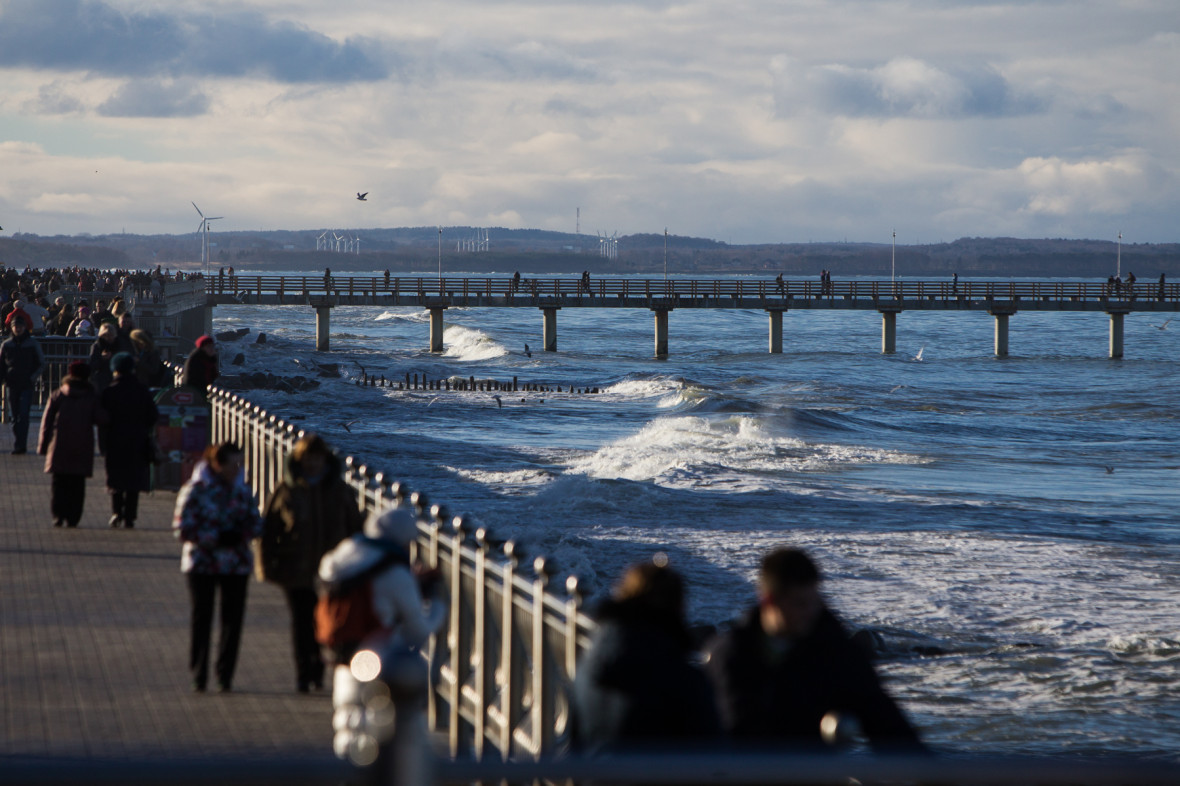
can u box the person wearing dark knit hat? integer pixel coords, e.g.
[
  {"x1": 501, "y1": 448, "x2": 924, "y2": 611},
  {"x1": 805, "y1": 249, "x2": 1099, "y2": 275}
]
[
  {"x1": 38, "y1": 358, "x2": 107, "y2": 528},
  {"x1": 182, "y1": 335, "x2": 219, "y2": 394},
  {"x1": 102, "y1": 350, "x2": 158, "y2": 528}
]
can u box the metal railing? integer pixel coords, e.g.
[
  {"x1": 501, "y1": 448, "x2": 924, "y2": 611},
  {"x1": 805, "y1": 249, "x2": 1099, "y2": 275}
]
[
  {"x1": 207, "y1": 275, "x2": 1179, "y2": 304},
  {"x1": 204, "y1": 386, "x2": 595, "y2": 762}
]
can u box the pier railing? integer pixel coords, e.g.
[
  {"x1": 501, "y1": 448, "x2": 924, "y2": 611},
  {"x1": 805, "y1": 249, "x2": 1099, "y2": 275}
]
[
  {"x1": 204, "y1": 385, "x2": 595, "y2": 761},
  {"x1": 208, "y1": 274, "x2": 1178, "y2": 303}
]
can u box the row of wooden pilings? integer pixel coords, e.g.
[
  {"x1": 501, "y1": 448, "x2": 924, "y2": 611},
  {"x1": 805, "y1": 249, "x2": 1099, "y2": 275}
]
[{"x1": 356, "y1": 371, "x2": 602, "y2": 394}]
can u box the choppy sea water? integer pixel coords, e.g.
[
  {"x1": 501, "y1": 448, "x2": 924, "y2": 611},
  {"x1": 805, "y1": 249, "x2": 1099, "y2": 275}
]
[{"x1": 213, "y1": 271, "x2": 1180, "y2": 758}]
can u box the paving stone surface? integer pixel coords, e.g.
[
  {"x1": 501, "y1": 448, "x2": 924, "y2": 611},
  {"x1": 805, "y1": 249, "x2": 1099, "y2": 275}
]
[{"x1": 0, "y1": 427, "x2": 336, "y2": 762}]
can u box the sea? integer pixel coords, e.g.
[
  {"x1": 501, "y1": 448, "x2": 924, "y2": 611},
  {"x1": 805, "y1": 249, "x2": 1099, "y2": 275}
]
[{"x1": 212, "y1": 270, "x2": 1180, "y2": 759}]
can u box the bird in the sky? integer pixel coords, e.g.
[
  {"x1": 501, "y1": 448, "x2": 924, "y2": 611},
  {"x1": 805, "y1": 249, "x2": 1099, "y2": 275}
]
[
  {"x1": 340, "y1": 419, "x2": 361, "y2": 433},
  {"x1": 524, "y1": 343, "x2": 532, "y2": 358},
  {"x1": 356, "y1": 192, "x2": 368, "y2": 201},
  {"x1": 1152, "y1": 319, "x2": 1172, "y2": 330}
]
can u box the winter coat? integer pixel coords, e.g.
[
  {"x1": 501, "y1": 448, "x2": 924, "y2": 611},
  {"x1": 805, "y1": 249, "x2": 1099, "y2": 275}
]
[
  {"x1": 706, "y1": 605, "x2": 924, "y2": 752},
  {"x1": 173, "y1": 461, "x2": 263, "y2": 575},
  {"x1": 260, "y1": 452, "x2": 365, "y2": 589},
  {"x1": 181, "y1": 349, "x2": 219, "y2": 391},
  {"x1": 134, "y1": 347, "x2": 167, "y2": 388},
  {"x1": 101, "y1": 374, "x2": 160, "y2": 492},
  {"x1": 38, "y1": 378, "x2": 106, "y2": 477},
  {"x1": 88, "y1": 336, "x2": 119, "y2": 392},
  {"x1": 318, "y1": 533, "x2": 446, "y2": 653},
  {"x1": 0, "y1": 331, "x2": 44, "y2": 390},
  {"x1": 572, "y1": 597, "x2": 720, "y2": 753}
]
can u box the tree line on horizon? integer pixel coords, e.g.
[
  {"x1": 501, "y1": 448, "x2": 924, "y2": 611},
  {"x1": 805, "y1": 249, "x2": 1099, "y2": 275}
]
[{"x1": 2, "y1": 230, "x2": 1177, "y2": 278}]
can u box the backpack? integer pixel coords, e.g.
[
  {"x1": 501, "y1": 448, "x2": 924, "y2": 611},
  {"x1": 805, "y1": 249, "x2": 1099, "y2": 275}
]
[{"x1": 315, "y1": 543, "x2": 409, "y2": 663}]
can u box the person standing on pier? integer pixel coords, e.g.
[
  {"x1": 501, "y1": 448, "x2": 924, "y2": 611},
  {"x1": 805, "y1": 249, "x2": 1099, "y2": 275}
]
[
  {"x1": 37, "y1": 361, "x2": 106, "y2": 527},
  {"x1": 101, "y1": 353, "x2": 159, "y2": 529},
  {"x1": 0, "y1": 317, "x2": 44, "y2": 454},
  {"x1": 707, "y1": 548, "x2": 924, "y2": 752},
  {"x1": 260, "y1": 434, "x2": 365, "y2": 692},
  {"x1": 182, "y1": 335, "x2": 220, "y2": 394},
  {"x1": 173, "y1": 441, "x2": 263, "y2": 693}
]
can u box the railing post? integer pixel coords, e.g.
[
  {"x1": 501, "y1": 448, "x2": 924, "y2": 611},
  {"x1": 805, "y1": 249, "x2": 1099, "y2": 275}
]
[
  {"x1": 531, "y1": 556, "x2": 553, "y2": 757},
  {"x1": 472, "y1": 527, "x2": 492, "y2": 761},
  {"x1": 498, "y1": 541, "x2": 520, "y2": 758},
  {"x1": 446, "y1": 511, "x2": 469, "y2": 757}
]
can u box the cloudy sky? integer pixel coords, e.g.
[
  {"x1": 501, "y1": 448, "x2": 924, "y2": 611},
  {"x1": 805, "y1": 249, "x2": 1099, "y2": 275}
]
[{"x1": 0, "y1": 0, "x2": 1176, "y2": 244}]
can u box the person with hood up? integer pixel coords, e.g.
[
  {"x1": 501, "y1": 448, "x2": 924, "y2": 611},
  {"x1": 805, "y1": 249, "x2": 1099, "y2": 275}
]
[
  {"x1": 38, "y1": 361, "x2": 107, "y2": 527},
  {"x1": 317, "y1": 505, "x2": 446, "y2": 759},
  {"x1": 182, "y1": 335, "x2": 219, "y2": 394},
  {"x1": 0, "y1": 316, "x2": 44, "y2": 454},
  {"x1": 101, "y1": 352, "x2": 159, "y2": 529},
  {"x1": 571, "y1": 557, "x2": 720, "y2": 754},
  {"x1": 172, "y1": 441, "x2": 263, "y2": 693},
  {"x1": 260, "y1": 434, "x2": 365, "y2": 692}
]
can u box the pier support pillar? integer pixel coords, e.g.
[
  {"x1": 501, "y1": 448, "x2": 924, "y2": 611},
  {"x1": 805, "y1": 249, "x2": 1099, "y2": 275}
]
[
  {"x1": 880, "y1": 309, "x2": 899, "y2": 354},
  {"x1": 541, "y1": 307, "x2": 559, "y2": 352},
  {"x1": 768, "y1": 309, "x2": 783, "y2": 354},
  {"x1": 203, "y1": 306, "x2": 214, "y2": 338},
  {"x1": 429, "y1": 307, "x2": 447, "y2": 353},
  {"x1": 1109, "y1": 311, "x2": 1125, "y2": 359},
  {"x1": 315, "y1": 306, "x2": 331, "y2": 351},
  {"x1": 991, "y1": 310, "x2": 1013, "y2": 358},
  {"x1": 653, "y1": 308, "x2": 670, "y2": 357}
]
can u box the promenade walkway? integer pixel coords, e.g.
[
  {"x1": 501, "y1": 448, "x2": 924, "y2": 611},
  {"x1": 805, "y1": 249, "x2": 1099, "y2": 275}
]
[{"x1": 0, "y1": 428, "x2": 334, "y2": 763}]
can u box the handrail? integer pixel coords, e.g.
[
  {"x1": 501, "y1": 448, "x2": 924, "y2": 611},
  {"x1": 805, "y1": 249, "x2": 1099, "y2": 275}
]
[
  {"x1": 201, "y1": 383, "x2": 595, "y2": 762},
  {"x1": 206, "y1": 275, "x2": 1177, "y2": 303}
]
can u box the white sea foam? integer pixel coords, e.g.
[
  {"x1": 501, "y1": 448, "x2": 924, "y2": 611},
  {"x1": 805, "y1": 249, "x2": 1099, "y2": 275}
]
[
  {"x1": 564, "y1": 415, "x2": 918, "y2": 490},
  {"x1": 442, "y1": 325, "x2": 508, "y2": 361},
  {"x1": 600, "y1": 378, "x2": 683, "y2": 399},
  {"x1": 374, "y1": 309, "x2": 430, "y2": 322},
  {"x1": 445, "y1": 465, "x2": 556, "y2": 493}
]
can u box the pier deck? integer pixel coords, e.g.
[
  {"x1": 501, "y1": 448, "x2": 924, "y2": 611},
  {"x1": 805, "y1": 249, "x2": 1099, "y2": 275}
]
[{"x1": 0, "y1": 428, "x2": 334, "y2": 763}]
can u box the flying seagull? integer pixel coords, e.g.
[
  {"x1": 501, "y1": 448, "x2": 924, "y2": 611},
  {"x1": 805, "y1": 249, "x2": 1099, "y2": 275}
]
[
  {"x1": 913, "y1": 346, "x2": 925, "y2": 362},
  {"x1": 1152, "y1": 319, "x2": 1173, "y2": 330},
  {"x1": 341, "y1": 419, "x2": 362, "y2": 433},
  {"x1": 524, "y1": 343, "x2": 532, "y2": 358},
  {"x1": 356, "y1": 192, "x2": 368, "y2": 201},
  {"x1": 492, "y1": 394, "x2": 502, "y2": 409}
]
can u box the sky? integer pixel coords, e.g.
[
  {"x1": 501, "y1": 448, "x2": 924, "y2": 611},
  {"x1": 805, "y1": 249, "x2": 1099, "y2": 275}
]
[{"x1": 0, "y1": 0, "x2": 1177, "y2": 245}]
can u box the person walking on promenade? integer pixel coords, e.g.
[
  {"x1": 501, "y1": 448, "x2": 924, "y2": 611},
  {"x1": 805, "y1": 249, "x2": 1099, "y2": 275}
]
[
  {"x1": 260, "y1": 434, "x2": 365, "y2": 692},
  {"x1": 102, "y1": 353, "x2": 159, "y2": 529},
  {"x1": 316, "y1": 505, "x2": 446, "y2": 758},
  {"x1": 37, "y1": 361, "x2": 106, "y2": 527},
  {"x1": 0, "y1": 317, "x2": 44, "y2": 454},
  {"x1": 173, "y1": 441, "x2": 263, "y2": 693},
  {"x1": 706, "y1": 548, "x2": 925, "y2": 752},
  {"x1": 182, "y1": 335, "x2": 220, "y2": 393},
  {"x1": 130, "y1": 328, "x2": 167, "y2": 388},
  {"x1": 88, "y1": 322, "x2": 121, "y2": 394},
  {"x1": 572, "y1": 557, "x2": 720, "y2": 753}
]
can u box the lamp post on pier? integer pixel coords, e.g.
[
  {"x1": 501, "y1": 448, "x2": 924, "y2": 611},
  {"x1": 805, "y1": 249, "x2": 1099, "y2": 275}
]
[{"x1": 891, "y1": 229, "x2": 896, "y2": 284}]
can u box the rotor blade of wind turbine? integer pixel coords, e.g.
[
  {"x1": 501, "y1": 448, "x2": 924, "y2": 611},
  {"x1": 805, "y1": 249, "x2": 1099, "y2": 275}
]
[
  {"x1": 208, "y1": 216, "x2": 224, "y2": 221},
  {"x1": 192, "y1": 201, "x2": 204, "y2": 218}
]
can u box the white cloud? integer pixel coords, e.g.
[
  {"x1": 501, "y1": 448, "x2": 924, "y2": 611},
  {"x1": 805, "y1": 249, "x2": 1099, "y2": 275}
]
[{"x1": 0, "y1": 0, "x2": 1175, "y2": 242}]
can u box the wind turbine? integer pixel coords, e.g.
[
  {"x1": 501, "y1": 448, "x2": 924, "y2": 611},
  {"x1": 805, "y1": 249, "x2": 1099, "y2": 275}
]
[
  {"x1": 316, "y1": 231, "x2": 328, "y2": 251},
  {"x1": 192, "y1": 202, "x2": 223, "y2": 276}
]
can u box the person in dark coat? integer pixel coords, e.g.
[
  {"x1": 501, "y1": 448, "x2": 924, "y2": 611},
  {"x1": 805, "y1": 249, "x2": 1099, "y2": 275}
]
[
  {"x1": 259, "y1": 434, "x2": 365, "y2": 692},
  {"x1": 101, "y1": 353, "x2": 160, "y2": 529},
  {"x1": 0, "y1": 317, "x2": 44, "y2": 454},
  {"x1": 88, "y1": 322, "x2": 120, "y2": 394},
  {"x1": 572, "y1": 559, "x2": 720, "y2": 754},
  {"x1": 706, "y1": 548, "x2": 924, "y2": 753},
  {"x1": 130, "y1": 329, "x2": 168, "y2": 388},
  {"x1": 182, "y1": 334, "x2": 219, "y2": 393},
  {"x1": 38, "y1": 361, "x2": 107, "y2": 528}
]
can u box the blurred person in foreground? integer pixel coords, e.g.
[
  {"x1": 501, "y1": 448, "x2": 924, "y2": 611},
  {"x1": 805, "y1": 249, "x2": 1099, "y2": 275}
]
[
  {"x1": 572, "y1": 556, "x2": 720, "y2": 753},
  {"x1": 173, "y1": 441, "x2": 263, "y2": 693},
  {"x1": 260, "y1": 434, "x2": 365, "y2": 692},
  {"x1": 38, "y1": 361, "x2": 106, "y2": 527},
  {"x1": 316, "y1": 505, "x2": 446, "y2": 759},
  {"x1": 101, "y1": 353, "x2": 159, "y2": 529},
  {"x1": 706, "y1": 548, "x2": 925, "y2": 752}
]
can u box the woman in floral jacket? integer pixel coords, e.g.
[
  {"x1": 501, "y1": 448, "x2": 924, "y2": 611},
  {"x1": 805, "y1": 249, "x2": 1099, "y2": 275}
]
[{"x1": 173, "y1": 441, "x2": 263, "y2": 693}]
